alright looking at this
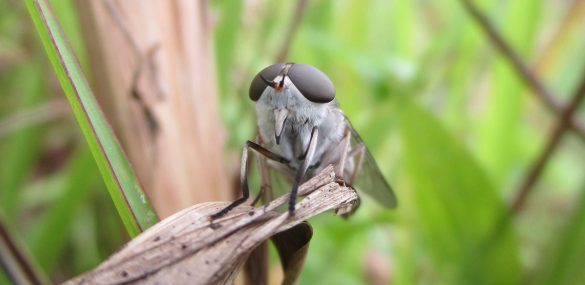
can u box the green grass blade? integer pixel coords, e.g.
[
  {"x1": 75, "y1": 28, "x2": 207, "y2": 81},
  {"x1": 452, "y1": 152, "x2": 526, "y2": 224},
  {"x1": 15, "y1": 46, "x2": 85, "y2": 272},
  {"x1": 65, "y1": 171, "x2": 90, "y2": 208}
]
[
  {"x1": 476, "y1": 0, "x2": 543, "y2": 185},
  {"x1": 28, "y1": 146, "x2": 99, "y2": 271},
  {"x1": 0, "y1": 61, "x2": 46, "y2": 219},
  {"x1": 24, "y1": 0, "x2": 158, "y2": 237}
]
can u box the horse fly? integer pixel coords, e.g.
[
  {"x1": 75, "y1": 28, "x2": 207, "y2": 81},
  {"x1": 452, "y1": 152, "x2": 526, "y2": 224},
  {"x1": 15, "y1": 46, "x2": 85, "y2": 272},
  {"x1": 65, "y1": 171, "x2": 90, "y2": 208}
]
[{"x1": 211, "y1": 63, "x2": 396, "y2": 219}]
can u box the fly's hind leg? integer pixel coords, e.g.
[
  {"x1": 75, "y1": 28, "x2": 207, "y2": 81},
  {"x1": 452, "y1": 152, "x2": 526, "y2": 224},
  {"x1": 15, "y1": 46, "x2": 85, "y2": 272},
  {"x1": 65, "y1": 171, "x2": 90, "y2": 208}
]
[
  {"x1": 348, "y1": 143, "x2": 365, "y2": 186},
  {"x1": 210, "y1": 141, "x2": 290, "y2": 220},
  {"x1": 209, "y1": 145, "x2": 251, "y2": 220},
  {"x1": 332, "y1": 129, "x2": 352, "y2": 184},
  {"x1": 250, "y1": 155, "x2": 272, "y2": 207},
  {"x1": 334, "y1": 142, "x2": 365, "y2": 217}
]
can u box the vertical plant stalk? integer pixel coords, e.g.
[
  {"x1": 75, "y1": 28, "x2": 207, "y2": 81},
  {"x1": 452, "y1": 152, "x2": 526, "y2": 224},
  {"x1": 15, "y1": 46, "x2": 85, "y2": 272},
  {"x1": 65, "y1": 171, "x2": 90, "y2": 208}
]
[
  {"x1": 25, "y1": 0, "x2": 159, "y2": 236},
  {"x1": 460, "y1": 0, "x2": 585, "y2": 141},
  {"x1": 0, "y1": 213, "x2": 49, "y2": 285},
  {"x1": 76, "y1": 0, "x2": 230, "y2": 218},
  {"x1": 513, "y1": 71, "x2": 585, "y2": 212}
]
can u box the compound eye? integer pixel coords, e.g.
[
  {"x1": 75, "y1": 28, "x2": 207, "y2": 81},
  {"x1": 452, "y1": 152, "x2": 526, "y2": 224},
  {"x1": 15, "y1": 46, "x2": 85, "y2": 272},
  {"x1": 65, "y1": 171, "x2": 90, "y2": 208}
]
[
  {"x1": 287, "y1": 64, "x2": 335, "y2": 103},
  {"x1": 249, "y1": 64, "x2": 284, "y2": 101}
]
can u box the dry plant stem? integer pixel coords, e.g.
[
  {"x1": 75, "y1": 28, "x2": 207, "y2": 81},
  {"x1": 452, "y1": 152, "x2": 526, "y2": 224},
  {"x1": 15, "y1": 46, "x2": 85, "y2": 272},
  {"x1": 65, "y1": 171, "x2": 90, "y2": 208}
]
[
  {"x1": 275, "y1": 0, "x2": 309, "y2": 62},
  {"x1": 460, "y1": 0, "x2": 585, "y2": 141},
  {"x1": 64, "y1": 166, "x2": 358, "y2": 285},
  {"x1": 535, "y1": 0, "x2": 585, "y2": 76},
  {"x1": 76, "y1": 0, "x2": 229, "y2": 217},
  {"x1": 0, "y1": 216, "x2": 47, "y2": 285},
  {"x1": 512, "y1": 71, "x2": 585, "y2": 213}
]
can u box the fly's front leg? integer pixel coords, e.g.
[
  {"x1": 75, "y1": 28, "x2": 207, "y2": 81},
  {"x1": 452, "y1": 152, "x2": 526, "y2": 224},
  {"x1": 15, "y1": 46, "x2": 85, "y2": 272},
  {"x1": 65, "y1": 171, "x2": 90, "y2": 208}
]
[
  {"x1": 210, "y1": 141, "x2": 290, "y2": 220},
  {"x1": 289, "y1": 127, "x2": 319, "y2": 216}
]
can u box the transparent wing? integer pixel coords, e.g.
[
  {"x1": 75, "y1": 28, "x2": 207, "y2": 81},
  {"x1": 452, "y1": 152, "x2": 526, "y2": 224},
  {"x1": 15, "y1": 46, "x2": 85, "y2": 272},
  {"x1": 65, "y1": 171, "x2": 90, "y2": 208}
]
[{"x1": 346, "y1": 120, "x2": 397, "y2": 208}]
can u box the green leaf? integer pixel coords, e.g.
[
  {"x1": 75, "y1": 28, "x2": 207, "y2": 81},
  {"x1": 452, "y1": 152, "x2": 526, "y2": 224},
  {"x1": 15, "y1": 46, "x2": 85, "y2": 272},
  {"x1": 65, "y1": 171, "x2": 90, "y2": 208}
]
[
  {"x1": 534, "y1": 185, "x2": 585, "y2": 285},
  {"x1": 395, "y1": 97, "x2": 520, "y2": 284},
  {"x1": 25, "y1": 0, "x2": 158, "y2": 237}
]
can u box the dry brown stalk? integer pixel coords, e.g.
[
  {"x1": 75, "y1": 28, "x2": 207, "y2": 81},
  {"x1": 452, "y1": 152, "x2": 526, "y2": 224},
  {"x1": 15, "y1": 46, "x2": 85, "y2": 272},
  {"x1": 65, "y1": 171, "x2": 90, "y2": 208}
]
[
  {"x1": 513, "y1": 71, "x2": 585, "y2": 213},
  {"x1": 63, "y1": 166, "x2": 358, "y2": 285},
  {"x1": 76, "y1": 0, "x2": 230, "y2": 217}
]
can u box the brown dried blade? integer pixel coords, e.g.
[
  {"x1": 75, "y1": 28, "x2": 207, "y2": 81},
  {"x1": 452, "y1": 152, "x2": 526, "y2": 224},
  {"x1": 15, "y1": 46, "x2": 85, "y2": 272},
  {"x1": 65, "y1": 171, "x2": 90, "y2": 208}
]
[{"x1": 63, "y1": 166, "x2": 358, "y2": 285}]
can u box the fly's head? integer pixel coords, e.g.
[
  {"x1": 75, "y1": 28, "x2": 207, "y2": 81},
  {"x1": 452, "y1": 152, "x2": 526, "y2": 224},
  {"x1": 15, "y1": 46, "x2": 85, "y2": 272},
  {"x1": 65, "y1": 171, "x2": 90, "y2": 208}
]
[
  {"x1": 249, "y1": 63, "x2": 336, "y2": 144},
  {"x1": 249, "y1": 63, "x2": 336, "y2": 104}
]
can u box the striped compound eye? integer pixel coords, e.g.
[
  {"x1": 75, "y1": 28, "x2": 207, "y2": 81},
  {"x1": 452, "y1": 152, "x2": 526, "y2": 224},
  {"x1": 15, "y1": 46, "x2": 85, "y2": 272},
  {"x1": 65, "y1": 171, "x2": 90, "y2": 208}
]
[
  {"x1": 287, "y1": 64, "x2": 335, "y2": 103},
  {"x1": 248, "y1": 63, "x2": 336, "y2": 103}
]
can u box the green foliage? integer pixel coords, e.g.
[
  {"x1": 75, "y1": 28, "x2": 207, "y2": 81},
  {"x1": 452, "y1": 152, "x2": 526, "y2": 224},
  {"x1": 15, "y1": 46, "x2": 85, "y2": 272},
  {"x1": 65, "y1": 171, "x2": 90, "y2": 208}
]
[
  {"x1": 1, "y1": 0, "x2": 585, "y2": 283},
  {"x1": 396, "y1": 97, "x2": 519, "y2": 284},
  {"x1": 212, "y1": 0, "x2": 585, "y2": 284},
  {"x1": 27, "y1": 146, "x2": 98, "y2": 271},
  {"x1": 0, "y1": 61, "x2": 46, "y2": 218},
  {"x1": 534, "y1": 186, "x2": 585, "y2": 285}
]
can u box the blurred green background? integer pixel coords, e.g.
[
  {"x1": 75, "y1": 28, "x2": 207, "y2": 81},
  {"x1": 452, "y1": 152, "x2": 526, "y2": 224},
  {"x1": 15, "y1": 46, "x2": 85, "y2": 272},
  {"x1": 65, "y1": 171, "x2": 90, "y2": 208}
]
[{"x1": 2, "y1": 0, "x2": 585, "y2": 284}]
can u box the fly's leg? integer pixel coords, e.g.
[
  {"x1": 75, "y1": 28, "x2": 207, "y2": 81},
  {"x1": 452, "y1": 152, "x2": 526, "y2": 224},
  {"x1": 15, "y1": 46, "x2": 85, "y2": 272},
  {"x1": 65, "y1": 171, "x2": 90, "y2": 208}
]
[
  {"x1": 210, "y1": 141, "x2": 290, "y2": 220},
  {"x1": 289, "y1": 127, "x2": 319, "y2": 216},
  {"x1": 251, "y1": 155, "x2": 272, "y2": 206},
  {"x1": 209, "y1": 145, "x2": 250, "y2": 220},
  {"x1": 334, "y1": 140, "x2": 365, "y2": 217},
  {"x1": 348, "y1": 143, "x2": 365, "y2": 185},
  {"x1": 251, "y1": 136, "x2": 273, "y2": 206},
  {"x1": 334, "y1": 129, "x2": 352, "y2": 180}
]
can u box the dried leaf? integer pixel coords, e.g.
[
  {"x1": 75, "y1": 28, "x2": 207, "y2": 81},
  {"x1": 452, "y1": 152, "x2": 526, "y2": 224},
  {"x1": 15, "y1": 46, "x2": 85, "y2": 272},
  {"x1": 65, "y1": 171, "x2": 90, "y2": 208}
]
[
  {"x1": 64, "y1": 166, "x2": 358, "y2": 285},
  {"x1": 271, "y1": 222, "x2": 312, "y2": 285}
]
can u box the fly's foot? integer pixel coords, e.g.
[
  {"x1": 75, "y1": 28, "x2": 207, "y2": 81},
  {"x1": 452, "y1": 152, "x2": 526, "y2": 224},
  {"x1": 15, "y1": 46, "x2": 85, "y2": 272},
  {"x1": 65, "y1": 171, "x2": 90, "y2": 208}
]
[
  {"x1": 335, "y1": 176, "x2": 350, "y2": 187},
  {"x1": 288, "y1": 202, "x2": 296, "y2": 217},
  {"x1": 209, "y1": 209, "x2": 228, "y2": 221},
  {"x1": 288, "y1": 207, "x2": 296, "y2": 217},
  {"x1": 208, "y1": 221, "x2": 222, "y2": 230},
  {"x1": 250, "y1": 185, "x2": 271, "y2": 207}
]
